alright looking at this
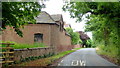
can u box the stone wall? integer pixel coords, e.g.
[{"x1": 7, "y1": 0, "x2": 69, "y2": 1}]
[{"x1": 13, "y1": 47, "x2": 54, "y2": 61}]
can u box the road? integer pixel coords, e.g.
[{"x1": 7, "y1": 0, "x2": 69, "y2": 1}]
[{"x1": 57, "y1": 48, "x2": 117, "y2": 66}]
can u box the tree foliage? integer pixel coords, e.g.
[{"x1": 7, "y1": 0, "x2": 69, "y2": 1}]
[
  {"x1": 86, "y1": 39, "x2": 92, "y2": 47},
  {"x1": 63, "y1": 2, "x2": 120, "y2": 63},
  {"x1": 2, "y1": 2, "x2": 42, "y2": 37},
  {"x1": 65, "y1": 28, "x2": 81, "y2": 45}
]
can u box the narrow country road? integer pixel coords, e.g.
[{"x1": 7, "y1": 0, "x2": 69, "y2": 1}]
[{"x1": 58, "y1": 48, "x2": 117, "y2": 66}]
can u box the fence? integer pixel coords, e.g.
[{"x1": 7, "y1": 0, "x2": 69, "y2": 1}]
[{"x1": 0, "y1": 43, "x2": 14, "y2": 64}]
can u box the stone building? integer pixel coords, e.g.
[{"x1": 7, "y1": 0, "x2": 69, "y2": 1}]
[{"x1": 1, "y1": 11, "x2": 72, "y2": 52}]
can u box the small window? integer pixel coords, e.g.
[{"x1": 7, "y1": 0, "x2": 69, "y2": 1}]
[{"x1": 34, "y1": 33, "x2": 43, "y2": 43}]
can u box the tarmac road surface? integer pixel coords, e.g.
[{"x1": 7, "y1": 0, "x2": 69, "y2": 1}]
[{"x1": 57, "y1": 48, "x2": 117, "y2": 66}]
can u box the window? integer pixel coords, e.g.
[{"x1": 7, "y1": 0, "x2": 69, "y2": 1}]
[{"x1": 34, "y1": 33, "x2": 43, "y2": 43}]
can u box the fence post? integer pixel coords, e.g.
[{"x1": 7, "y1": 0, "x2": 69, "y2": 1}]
[{"x1": 0, "y1": 43, "x2": 14, "y2": 66}]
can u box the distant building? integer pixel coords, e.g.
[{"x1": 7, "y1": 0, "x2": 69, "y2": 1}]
[
  {"x1": 64, "y1": 22, "x2": 71, "y2": 28},
  {"x1": 77, "y1": 31, "x2": 90, "y2": 41},
  {"x1": 77, "y1": 31, "x2": 90, "y2": 47}
]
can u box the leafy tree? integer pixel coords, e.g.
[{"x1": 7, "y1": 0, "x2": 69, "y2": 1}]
[
  {"x1": 65, "y1": 27, "x2": 81, "y2": 45},
  {"x1": 72, "y1": 32, "x2": 80, "y2": 45},
  {"x1": 63, "y1": 2, "x2": 120, "y2": 63},
  {"x1": 78, "y1": 39, "x2": 83, "y2": 44},
  {"x1": 65, "y1": 27, "x2": 73, "y2": 35},
  {"x1": 86, "y1": 39, "x2": 92, "y2": 47},
  {"x1": 2, "y1": 2, "x2": 42, "y2": 37}
]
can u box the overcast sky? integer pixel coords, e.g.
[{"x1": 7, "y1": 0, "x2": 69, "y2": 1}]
[{"x1": 41, "y1": 0, "x2": 92, "y2": 39}]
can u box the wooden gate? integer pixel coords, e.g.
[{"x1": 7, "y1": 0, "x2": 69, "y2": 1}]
[{"x1": 0, "y1": 43, "x2": 14, "y2": 64}]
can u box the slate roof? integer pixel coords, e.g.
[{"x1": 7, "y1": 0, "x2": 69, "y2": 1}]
[
  {"x1": 35, "y1": 11, "x2": 55, "y2": 24},
  {"x1": 51, "y1": 14, "x2": 62, "y2": 21}
]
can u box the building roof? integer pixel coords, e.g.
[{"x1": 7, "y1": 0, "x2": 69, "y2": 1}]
[
  {"x1": 51, "y1": 14, "x2": 62, "y2": 21},
  {"x1": 35, "y1": 11, "x2": 55, "y2": 24},
  {"x1": 35, "y1": 11, "x2": 64, "y2": 24},
  {"x1": 77, "y1": 31, "x2": 90, "y2": 40}
]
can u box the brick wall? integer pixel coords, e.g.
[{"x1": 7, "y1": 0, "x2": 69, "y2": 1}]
[
  {"x1": 1, "y1": 24, "x2": 72, "y2": 53},
  {"x1": 0, "y1": 35, "x2": 2, "y2": 41},
  {"x1": 51, "y1": 25, "x2": 72, "y2": 52},
  {"x1": 73, "y1": 44, "x2": 82, "y2": 48},
  {"x1": 2, "y1": 24, "x2": 51, "y2": 46}
]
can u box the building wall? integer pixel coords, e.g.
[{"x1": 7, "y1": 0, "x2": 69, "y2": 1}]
[
  {"x1": 73, "y1": 44, "x2": 82, "y2": 48},
  {"x1": 1, "y1": 24, "x2": 72, "y2": 52},
  {"x1": 58, "y1": 30, "x2": 72, "y2": 52},
  {"x1": 50, "y1": 24, "x2": 60, "y2": 47},
  {"x1": 0, "y1": 33, "x2": 2, "y2": 41},
  {"x1": 2, "y1": 24, "x2": 51, "y2": 46},
  {"x1": 51, "y1": 24, "x2": 72, "y2": 52}
]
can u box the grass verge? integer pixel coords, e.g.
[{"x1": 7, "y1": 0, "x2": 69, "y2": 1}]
[
  {"x1": 15, "y1": 48, "x2": 82, "y2": 66},
  {"x1": 96, "y1": 46, "x2": 119, "y2": 66}
]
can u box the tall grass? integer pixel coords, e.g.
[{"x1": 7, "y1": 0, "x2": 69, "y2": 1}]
[{"x1": 97, "y1": 44, "x2": 118, "y2": 58}]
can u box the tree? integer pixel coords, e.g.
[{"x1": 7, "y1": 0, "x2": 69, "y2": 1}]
[
  {"x1": 2, "y1": 2, "x2": 42, "y2": 37},
  {"x1": 86, "y1": 39, "x2": 92, "y2": 47},
  {"x1": 63, "y1": 2, "x2": 120, "y2": 63},
  {"x1": 65, "y1": 28, "x2": 81, "y2": 45}
]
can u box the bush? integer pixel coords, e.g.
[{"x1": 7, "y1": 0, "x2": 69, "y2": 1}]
[{"x1": 86, "y1": 39, "x2": 93, "y2": 47}]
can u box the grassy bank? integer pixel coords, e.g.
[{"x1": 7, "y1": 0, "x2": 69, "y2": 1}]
[
  {"x1": 15, "y1": 48, "x2": 82, "y2": 66},
  {"x1": 12, "y1": 43, "x2": 47, "y2": 49},
  {"x1": 0, "y1": 41, "x2": 47, "y2": 49},
  {"x1": 96, "y1": 45, "x2": 119, "y2": 65}
]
